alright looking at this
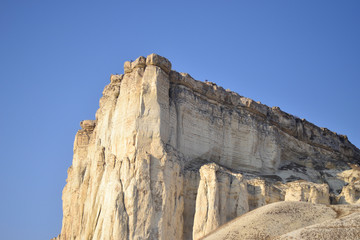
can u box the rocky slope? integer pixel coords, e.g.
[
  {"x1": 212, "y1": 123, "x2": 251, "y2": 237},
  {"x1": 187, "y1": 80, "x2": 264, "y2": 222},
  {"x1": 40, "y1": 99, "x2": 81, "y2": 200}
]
[{"x1": 54, "y1": 54, "x2": 360, "y2": 240}]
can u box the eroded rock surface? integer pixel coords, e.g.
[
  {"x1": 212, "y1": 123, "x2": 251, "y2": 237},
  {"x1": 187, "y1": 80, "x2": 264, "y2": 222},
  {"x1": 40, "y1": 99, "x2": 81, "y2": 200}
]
[
  {"x1": 192, "y1": 163, "x2": 248, "y2": 239},
  {"x1": 201, "y1": 201, "x2": 360, "y2": 240},
  {"x1": 54, "y1": 54, "x2": 360, "y2": 240}
]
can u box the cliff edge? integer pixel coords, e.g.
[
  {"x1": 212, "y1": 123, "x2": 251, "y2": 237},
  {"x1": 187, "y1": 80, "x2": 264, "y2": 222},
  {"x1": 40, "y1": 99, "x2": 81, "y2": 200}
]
[{"x1": 53, "y1": 54, "x2": 360, "y2": 240}]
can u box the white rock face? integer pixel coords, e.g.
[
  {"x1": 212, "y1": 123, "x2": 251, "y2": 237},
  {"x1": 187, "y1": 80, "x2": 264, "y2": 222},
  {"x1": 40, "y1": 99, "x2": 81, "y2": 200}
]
[
  {"x1": 192, "y1": 163, "x2": 248, "y2": 240},
  {"x1": 59, "y1": 56, "x2": 185, "y2": 240},
  {"x1": 54, "y1": 54, "x2": 360, "y2": 240},
  {"x1": 284, "y1": 181, "x2": 330, "y2": 204},
  {"x1": 336, "y1": 167, "x2": 360, "y2": 204}
]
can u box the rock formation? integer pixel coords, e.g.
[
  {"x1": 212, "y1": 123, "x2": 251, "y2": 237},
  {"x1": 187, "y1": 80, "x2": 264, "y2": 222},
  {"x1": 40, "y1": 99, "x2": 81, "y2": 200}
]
[{"x1": 54, "y1": 54, "x2": 360, "y2": 240}]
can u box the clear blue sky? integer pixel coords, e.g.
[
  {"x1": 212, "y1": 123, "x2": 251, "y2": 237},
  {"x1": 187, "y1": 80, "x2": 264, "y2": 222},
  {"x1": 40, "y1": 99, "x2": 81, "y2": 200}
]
[{"x1": 1, "y1": 1, "x2": 359, "y2": 239}]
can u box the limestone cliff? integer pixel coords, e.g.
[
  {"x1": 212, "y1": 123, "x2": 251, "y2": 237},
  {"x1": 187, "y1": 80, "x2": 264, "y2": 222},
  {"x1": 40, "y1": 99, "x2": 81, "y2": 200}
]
[{"x1": 54, "y1": 54, "x2": 360, "y2": 240}]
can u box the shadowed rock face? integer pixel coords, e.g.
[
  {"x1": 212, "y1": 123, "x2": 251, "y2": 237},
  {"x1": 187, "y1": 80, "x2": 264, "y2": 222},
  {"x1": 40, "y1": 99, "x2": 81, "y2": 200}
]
[{"x1": 53, "y1": 54, "x2": 360, "y2": 240}]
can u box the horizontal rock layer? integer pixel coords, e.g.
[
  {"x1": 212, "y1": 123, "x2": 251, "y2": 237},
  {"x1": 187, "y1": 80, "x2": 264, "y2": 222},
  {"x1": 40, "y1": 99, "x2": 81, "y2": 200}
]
[{"x1": 54, "y1": 54, "x2": 360, "y2": 240}]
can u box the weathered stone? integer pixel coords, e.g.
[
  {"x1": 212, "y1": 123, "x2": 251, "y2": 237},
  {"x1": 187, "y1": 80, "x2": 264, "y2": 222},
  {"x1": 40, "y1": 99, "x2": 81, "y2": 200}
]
[
  {"x1": 54, "y1": 54, "x2": 360, "y2": 240},
  {"x1": 337, "y1": 183, "x2": 360, "y2": 204},
  {"x1": 335, "y1": 167, "x2": 360, "y2": 204},
  {"x1": 284, "y1": 181, "x2": 330, "y2": 204},
  {"x1": 80, "y1": 120, "x2": 96, "y2": 131},
  {"x1": 132, "y1": 56, "x2": 146, "y2": 69},
  {"x1": 146, "y1": 53, "x2": 171, "y2": 74},
  {"x1": 192, "y1": 164, "x2": 248, "y2": 239},
  {"x1": 110, "y1": 74, "x2": 123, "y2": 84},
  {"x1": 246, "y1": 178, "x2": 284, "y2": 211},
  {"x1": 123, "y1": 61, "x2": 132, "y2": 73}
]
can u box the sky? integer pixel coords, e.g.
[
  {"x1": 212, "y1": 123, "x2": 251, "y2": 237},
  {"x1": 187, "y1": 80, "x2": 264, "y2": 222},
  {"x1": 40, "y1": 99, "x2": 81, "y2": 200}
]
[{"x1": 1, "y1": 1, "x2": 359, "y2": 239}]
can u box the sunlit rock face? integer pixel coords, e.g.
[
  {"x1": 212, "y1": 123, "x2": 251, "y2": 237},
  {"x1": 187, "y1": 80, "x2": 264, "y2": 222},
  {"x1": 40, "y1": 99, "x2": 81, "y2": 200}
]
[
  {"x1": 201, "y1": 201, "x2": 360, "y2": 240},
  {"x1": 53, "y1": 54, "x2": 360, "y2": 240}
]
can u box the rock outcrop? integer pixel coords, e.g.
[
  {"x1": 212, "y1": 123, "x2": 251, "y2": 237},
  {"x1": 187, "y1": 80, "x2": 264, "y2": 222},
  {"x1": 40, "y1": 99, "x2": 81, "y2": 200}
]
[
  {"x1": 192, "y1": 163, "x2": 248, "y2": 240},
  {"x1": 54, "y1": 54, "x2": 360, "y2": 240}
]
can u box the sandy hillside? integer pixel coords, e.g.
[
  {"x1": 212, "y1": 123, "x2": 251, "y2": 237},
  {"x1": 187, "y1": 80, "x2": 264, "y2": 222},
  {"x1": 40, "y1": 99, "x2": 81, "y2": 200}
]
[
  {"x1": 201, "y1": 201, "x2": 360, "y2": 240},
  {"x1": 278, "y1": 211, "x2": 360, "y2": 240}
]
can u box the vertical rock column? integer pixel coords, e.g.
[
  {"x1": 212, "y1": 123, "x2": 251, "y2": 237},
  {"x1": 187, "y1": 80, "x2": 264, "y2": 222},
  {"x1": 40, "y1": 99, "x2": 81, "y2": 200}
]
[
  {"x1": 60, "y1": 120, "x2": 96, "y2": 240},
  {"x1": 192, "y1": 163, "x2": 248, "y2": 239},
  {"x1": 58, "y1": 54, "x2": 185, "y2": 240}
]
